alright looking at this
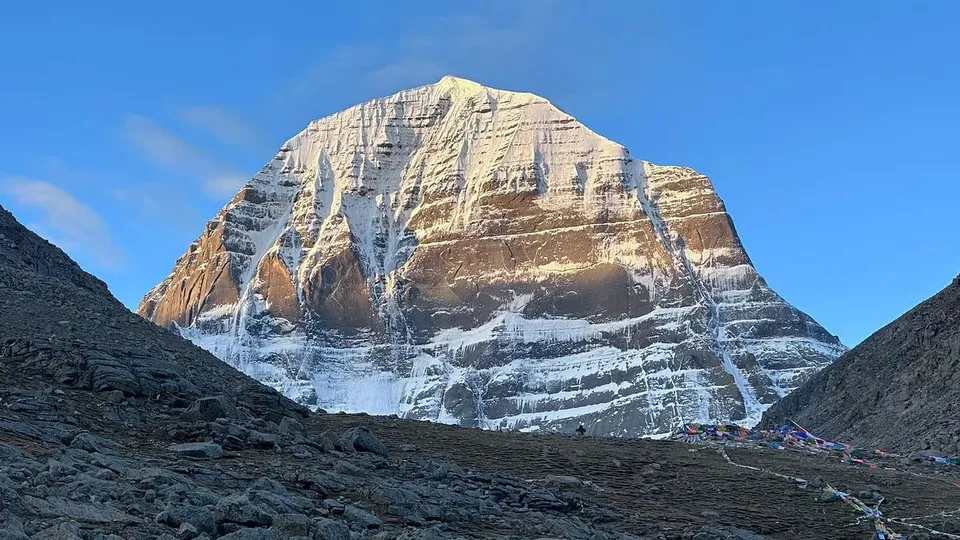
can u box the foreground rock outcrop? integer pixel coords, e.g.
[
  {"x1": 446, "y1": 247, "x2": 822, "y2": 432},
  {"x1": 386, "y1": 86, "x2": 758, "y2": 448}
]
[
  {"x1": 0, "y1": 204, "x2": 633, "y2": 539},
  {"x1": 761, "y1": 275, "x2": 960, "y2": 453},
  {"x1": 138, "y1": 76, "x2": 844, "y2": 436}
]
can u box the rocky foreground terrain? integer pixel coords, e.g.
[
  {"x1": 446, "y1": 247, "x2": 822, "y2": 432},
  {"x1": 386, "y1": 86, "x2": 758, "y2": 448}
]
[
  {"x1": 3, "y1": 203, "x2": 960, "y2": 539},
  {"x1": 762, "y1": 276, "x2": 960, "y2": 454},
  {"x1": 138, "y1": 76, "x2": 843, "y2": 436}
]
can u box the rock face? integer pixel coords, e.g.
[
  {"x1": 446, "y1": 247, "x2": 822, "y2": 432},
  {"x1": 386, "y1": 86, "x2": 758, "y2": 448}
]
[
  {"x1": 138, "y1": 76, "x2": 844, "y2": 436},
  {"x1": 761, "y1": 276, "x2": 960, "y2": 453}
]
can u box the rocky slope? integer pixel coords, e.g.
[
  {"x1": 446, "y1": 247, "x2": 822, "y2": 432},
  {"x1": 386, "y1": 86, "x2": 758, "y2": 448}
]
[
  {"x1": 0, "y1": 202, "x2": 642, "y2": 539},
  {"x1": 761, "y1": 275, "x2": 960, "y2": 453},
  {"x1": 139, "y1": 76, "x2": 844, "y2": 437}
]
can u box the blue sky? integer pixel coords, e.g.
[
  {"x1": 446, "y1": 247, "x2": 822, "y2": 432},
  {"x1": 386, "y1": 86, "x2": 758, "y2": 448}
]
[{"x1": 1, "y1": 2, "x2": 958, "y2": 347}]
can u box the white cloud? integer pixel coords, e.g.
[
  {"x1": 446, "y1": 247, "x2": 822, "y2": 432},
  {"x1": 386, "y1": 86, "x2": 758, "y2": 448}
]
[
  {"x1": 110, "y1": 184, "x2": 200, "y2": 227},
  {"x1": 124, "y1": 114, "x2": 209, "y2": 167},
  {"x1": 1, "y1": 178, "x2": 125, "y2": 270},
  {"x1": 364, "y1": 59, "x2": 447, "y2": 92},
  {"x1": 204, "y1": 173, "x2": 247, "y2": 199},
  {"x1": 178, "y1": 106, "x2": 261, "y2": 149},
  {"x1": 289, "y1": 9, "x2": 553, "y2": 100},
  {"x1": 123, "y1": 114, "x2": 248, "y2": 200},
  {"x1": 289, "y1": 44, "x2": 378, "y2": 98}
]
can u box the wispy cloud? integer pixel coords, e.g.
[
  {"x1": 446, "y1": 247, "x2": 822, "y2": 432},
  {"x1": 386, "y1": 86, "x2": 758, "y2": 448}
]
[
  {"x1": 204, "y1": 173, "x2": 250, "y2": 199},
  {"x1": 110, "y1": 183, "x2": 200, "y2": 228},
  {"x1": 288, "y1": 9, "x2": 554, "y2": 101},
  {"x1": 178, "y1": 106, "x2": 262, "y2": 149},
  {"x1": 123, "y1": 114, "x2": 247, "y2": 199},
  {"x1": 1, "y1": 177, "x2": 126, "y2": 270},
  {"x1": 289, "y1": 44, "x2": 378, "y2": 98}
]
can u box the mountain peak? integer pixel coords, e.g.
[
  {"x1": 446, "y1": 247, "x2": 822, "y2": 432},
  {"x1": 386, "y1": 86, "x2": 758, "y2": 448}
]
[
  {"x1": 139, "y1": 79, "x2": 845, "y2": 437},
  {"x1": 434, "y1": 75, "x2": 485, "y2": 92}
]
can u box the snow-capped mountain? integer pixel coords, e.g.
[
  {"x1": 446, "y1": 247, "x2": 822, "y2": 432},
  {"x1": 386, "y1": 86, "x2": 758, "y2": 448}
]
[{"x1": 139, "y1": 76, "x2": 845, "y2": 437}]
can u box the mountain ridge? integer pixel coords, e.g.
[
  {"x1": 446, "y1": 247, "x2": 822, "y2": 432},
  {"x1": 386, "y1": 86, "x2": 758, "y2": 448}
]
[{"x1": 761, "y1": 275, "x2": 960, "y2": 452}]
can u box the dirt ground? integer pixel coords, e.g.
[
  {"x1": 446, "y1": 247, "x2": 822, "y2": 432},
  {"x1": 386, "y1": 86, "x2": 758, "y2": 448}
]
[{"x1": 312, "y1": 414, "x2": 960, "y2": 539}]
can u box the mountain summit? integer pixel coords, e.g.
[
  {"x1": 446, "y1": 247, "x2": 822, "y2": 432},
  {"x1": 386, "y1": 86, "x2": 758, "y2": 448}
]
[{"x1": 139, "y1": 77, "x2": 844, "y2": 436}]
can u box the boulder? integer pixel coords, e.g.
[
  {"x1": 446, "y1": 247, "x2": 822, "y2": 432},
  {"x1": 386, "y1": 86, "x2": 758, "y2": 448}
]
[
  {"x1": 218, "y1": 530, "x2": 281, "y2": 540},
  {"x1": 544, "y1": 475, "x2": 582, "y2": 488},
  {"x1": 28, "y1": 521, "x2": 83, "y2": 540},
  {"x1": 247, "y1": 430, "x2": 280, "y2": 448},
  {"x1": 342, "y1": 505, "x2": 382, "y2": 529},
  {"x1": 181, "y1": 395, "x2": 236, "y2": 422},
  {"x1": 165, "y1": 503, "x2": 217, "y2": 536},
  {"x1": 167, "y1": 443, "x2": 223, "y2": 460},
  {"x1": 270, "y1": 513, "x2": 313, "y2": 536},
  {"x1": 340, "y1": 427, "x2": 388, "y2": 457},
  {"x1": 313, "y1": 518, "x2": 350, "y2": 540},
  {"x1": 215, "y1": 495, "x2": 274, "y2": 527},
  {"x1": 278, "y1": 417, "x2": 305, "y2": 439},
  {"x1": 820, "y1": 490, "x2": 843, "y2": 503}
]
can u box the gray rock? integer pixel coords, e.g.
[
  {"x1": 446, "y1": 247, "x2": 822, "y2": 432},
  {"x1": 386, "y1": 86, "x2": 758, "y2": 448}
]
[
  {"x1": 83, "y1": 353, "x2": 142, "y2": 395},
  {"x1": 0, "y1": 442, "x2": 23, "y2": 464},
  {"x1": 396, "y1": 528, "x2": 450, "y2": 540},
  {"x1": 181, "y1": 395, "x2": 236, "y2": 422},
  {"x1": 69, "y1": 432, "x2": 116, "y2": 455},
  {"x1": 248, "y1": 430, "x2": 280, "y2": 448},
  {"x1": 247, "y1": 489, "x2": 312, "y2": 515},
  {"x1": 165, "y1": 503, "x2": 218, "y2": 537},
  {"x1": 340, "y1": 427, "x2": 388, "y2": 457},
  {"x1": 215, "y1": 495, "x2": 274, "y2": 527},
  {"x1": 167, "y1": 442, "x2": 223, "y2": 460},
  {"x1": 176, "y1": 523, "x2": 199, "y2": 540},
  {"x1": 370, "y1": 486, "x2": 421, "y2": 508},
  {"x1": 313, "y1": 518, "x2": 350, "y2": 540},
  {"x1": 342, "y1": 505, "x2": 382, "y2": 529},
  {"x1": 248, "y1": 477, "x2": 290, "y2": 495},
  {"x1": 297, "y1": 471, "x2": 351, "y2": 497},
  {"x1": 271, "y1": 513, "x2": 313, "y2": 536},
  {"x1": 399, "y1": 444, "x2": 419, "y2": 452},
  {"x1": 314, "y1": 431, "x2": 344, "y2": 453},
  {"x1": 27, "y1": 495, "x2": 133, "y2": 524},
  {"x1": 0, "y1": 513, "x2": 28, "y2": 540},
  {"x1": 47, "y1": 459, "x2": 80, "y2": 478},
  {"x1": 105, "y1": 390, "x2": 125, "y2": 404},
  {"x1": 524, "y1": 489, "x2": 568, "y2": 511},
  {"x1": 544, "y1": 475, "x2": 582, "y2": 488},
  {"x1": 819, "y1": 490, "x2": 843, "y2": 503},
  {"x1": 218, "y1": 530, "x2": 281, "y2": 540},
  {"x1": 29, "y1": 521, "x2": 83, "y2": 540},
  {"x1": 942, "y1": 518, "x2": 960, "y2": 534},
  {"x1": 424, "y1": 461, "x2": 463, "y2": 481},
  {"x1": 692, "y1": 526, "x2": 766, "y2": 540},
  {"x1": 279, "y1": 417, "x2": 305, "y2": 438},
  {"x1": 140, "y1": 467, "x2": 194, "y2": 488}
]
